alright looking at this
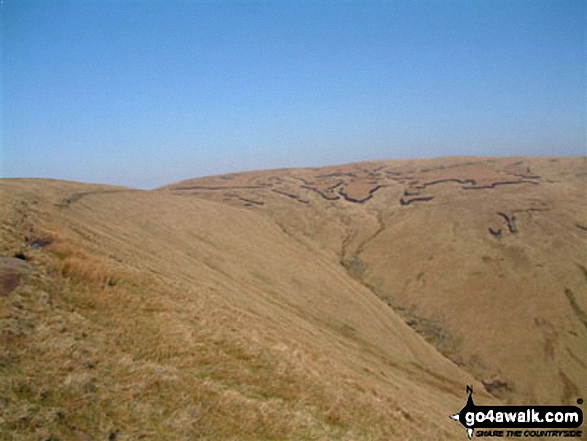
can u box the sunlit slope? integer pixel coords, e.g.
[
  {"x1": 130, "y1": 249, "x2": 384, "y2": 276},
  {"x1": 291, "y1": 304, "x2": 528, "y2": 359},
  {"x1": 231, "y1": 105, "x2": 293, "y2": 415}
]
[
  {"x1": 0, "y1": 179, "x2": 484, "y2": 440},
  {"x1": 164, "y1": 156, "x2": 587, "y2": 405}
]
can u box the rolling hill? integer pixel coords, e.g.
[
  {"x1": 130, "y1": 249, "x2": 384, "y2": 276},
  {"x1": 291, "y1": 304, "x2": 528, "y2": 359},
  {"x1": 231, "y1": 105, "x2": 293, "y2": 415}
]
[{"x1": 1, "y1": 156, "x2": 585, "y2": 440}]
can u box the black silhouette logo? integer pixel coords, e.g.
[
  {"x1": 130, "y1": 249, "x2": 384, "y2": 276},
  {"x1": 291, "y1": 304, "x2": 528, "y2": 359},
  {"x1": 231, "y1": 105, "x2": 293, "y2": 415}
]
[{"x1": 450, "y1": 386, "x2": 583, "y2": 439}]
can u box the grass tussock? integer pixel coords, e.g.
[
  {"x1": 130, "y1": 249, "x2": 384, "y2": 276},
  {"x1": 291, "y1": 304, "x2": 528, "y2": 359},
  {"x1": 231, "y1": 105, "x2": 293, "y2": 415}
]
[{"x1": 47, "y1": 240, "x2": 118, "y2": 288}]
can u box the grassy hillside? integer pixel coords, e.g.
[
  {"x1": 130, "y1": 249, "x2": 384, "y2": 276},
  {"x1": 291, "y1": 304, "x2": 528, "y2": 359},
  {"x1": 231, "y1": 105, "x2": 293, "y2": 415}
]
[
  {"x1": 164, "y1": 156, "x2": 587, "y2": 406},
  {"x1": 2, "y1": 156, "x2": 584, "y2": 440},
  {"x1": 0, "y1": 177, "x2": 489, "y2": 440}
]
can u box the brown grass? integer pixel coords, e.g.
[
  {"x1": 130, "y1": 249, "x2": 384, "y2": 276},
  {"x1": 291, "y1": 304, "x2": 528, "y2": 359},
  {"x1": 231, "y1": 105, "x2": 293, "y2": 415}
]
[
  {"x1": 165, "y1": 156, "x2": 587, "y2": 406},
  {"x1": 4, "y1": 156, "x2": 582, "y2": 440}
]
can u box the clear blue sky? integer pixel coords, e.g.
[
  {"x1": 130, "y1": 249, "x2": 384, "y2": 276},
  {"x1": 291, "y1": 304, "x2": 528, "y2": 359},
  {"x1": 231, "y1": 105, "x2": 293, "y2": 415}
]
[{"x1": 1, "y1": 0, "x2": 585, "y2": 188}]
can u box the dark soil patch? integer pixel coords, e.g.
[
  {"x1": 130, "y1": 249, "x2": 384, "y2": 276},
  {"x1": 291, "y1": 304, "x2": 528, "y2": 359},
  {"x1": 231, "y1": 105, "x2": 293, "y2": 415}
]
[
  {"x1": 481, "y1": 378, "x2": 514, "y2": 399},
  {"x1": 497, "y1": 212, "x2": 517, "y2": 234},
  {"x1": 488, "y1": 227, "x2": 502, "y2": 237},
  {"x1": 564, "y1": 288, "x2": 587, "y2": 331},
  {"x1": 399, "y1": 196, "x2": 434, "y2": 206},
  {"x1": 339, "y1": 185, "x2": 384, "y2": 204},
  {"x1": 271, "y1": 189, "x2": 310, "y2": 204},
  {"x1": 0, "y1": 257, "x2": 32, "y2": 297},
  {"x1": 462, "y1": 180, "x2": 539, "y2": 190}
]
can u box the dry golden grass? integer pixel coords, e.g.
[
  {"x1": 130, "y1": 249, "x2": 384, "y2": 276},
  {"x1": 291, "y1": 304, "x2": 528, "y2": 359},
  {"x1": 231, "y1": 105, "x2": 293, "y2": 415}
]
[
  {"x1": 165, "y1": 156, "x2": 587, "y2": 406},
  {"x1": 2, "y1": 156, "x2": 584, "y2": 440},
  {"x1": 0, "y1": 176, "x2": 490, "y2": 440}
]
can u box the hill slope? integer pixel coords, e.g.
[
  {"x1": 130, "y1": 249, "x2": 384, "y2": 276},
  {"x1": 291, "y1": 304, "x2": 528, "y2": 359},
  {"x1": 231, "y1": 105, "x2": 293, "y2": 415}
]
[
  {"x1": 164, "y1": 156, "x2": 587, "y2": 405},
  {"x1": 1, "y1": 178, "x2": 487, "y2": 440},
  {"x1": 2, "y1": 155, "x2": 585, "y2": 439}
]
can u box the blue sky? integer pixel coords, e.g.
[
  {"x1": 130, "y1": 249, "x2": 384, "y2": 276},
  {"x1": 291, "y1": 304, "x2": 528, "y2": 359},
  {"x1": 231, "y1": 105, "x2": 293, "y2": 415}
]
[{"x1": 1, "y1": 0, "x2": 585, "y2": 188}]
